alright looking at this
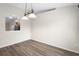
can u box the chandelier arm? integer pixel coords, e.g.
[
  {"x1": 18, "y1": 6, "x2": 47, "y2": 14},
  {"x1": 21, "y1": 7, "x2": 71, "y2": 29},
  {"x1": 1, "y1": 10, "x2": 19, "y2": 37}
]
[
  {"x1": 24, "y1": 3, "x2": 27, "y2": 16},
  {"x1": 31, "y1": 3, "x2": 34, "y2": 13}
]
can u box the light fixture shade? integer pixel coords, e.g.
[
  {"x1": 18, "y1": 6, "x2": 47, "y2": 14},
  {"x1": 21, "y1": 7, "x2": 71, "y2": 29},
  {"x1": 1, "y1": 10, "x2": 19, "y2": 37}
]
[
  {"x1": 28, "y1": 13, "x2": 37, "y2": 19},
  {"x1": 21, "y1": 16, "x2": 29, "y2": 20},
  {"x1": 15, "y1": 19, "x2": 19, "y2": 22}
]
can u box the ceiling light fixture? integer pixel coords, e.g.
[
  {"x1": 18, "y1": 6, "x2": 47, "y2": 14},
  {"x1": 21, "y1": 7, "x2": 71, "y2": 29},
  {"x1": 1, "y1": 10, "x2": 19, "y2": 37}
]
[
  {"x1": 28, "y1": 3, "x2": 36, "y2": 19},
  {"x1": 21, "y1": 3, "x2": 29, "y2": 20},
  {"x1": 21, "y1": 3, "x2": 37, "y2": 20}
]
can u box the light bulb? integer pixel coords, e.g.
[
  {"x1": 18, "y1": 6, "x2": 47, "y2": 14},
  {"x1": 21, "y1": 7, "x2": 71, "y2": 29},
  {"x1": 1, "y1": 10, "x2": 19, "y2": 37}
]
[
  {"x1": 28, "y1": 13, "x2": 37, "y2": 19},
  {"x1": 21, "y1": 16, "x2": 29, "y2": 20}
]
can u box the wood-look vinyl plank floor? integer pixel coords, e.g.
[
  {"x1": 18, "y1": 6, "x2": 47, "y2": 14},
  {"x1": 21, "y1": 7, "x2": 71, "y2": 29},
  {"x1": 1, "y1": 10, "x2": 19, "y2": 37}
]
[{"x1": 0, "y1": 40, "x2": 79, "y2": 56}]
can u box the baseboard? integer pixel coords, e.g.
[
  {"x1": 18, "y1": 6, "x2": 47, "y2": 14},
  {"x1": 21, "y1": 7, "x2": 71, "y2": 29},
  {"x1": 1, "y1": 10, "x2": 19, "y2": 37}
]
[
  {"x1": 32, "y1": 39, "x2": 79, "y2": 54},
  {"x1": 0, "y1": 39, "x2": 32, "y2": 49}
]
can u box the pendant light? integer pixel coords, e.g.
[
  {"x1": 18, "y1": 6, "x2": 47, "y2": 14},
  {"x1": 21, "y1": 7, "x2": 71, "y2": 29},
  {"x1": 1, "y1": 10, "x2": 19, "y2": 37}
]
[
  {"x1": 21, "y1": 3, "x2": 29, "y2": 20},
  {"x1": 21, "y1": 3, "x2": 37, "y2": 20},
  {"x1": 28, "y1": 3, "x2": 37, "y2": 19}
]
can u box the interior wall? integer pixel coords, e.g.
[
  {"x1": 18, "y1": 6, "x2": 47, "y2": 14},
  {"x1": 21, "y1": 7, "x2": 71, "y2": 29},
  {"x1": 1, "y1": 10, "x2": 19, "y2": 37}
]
[
  {"x1": 0, "y1": 4, "x2": 31, "y2": 48},
  {"x1": 31, "y1": 5, "x2": 79, "y2": 53}
]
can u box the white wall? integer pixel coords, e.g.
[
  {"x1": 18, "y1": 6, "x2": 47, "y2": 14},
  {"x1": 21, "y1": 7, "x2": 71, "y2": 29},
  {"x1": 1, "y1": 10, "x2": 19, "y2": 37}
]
[
  {"x1": 0, "y1": 4, "x2": 31, "y2": 48},
  {"x1": 32, "y1": 5, "x2": 79, "y2": 53}
]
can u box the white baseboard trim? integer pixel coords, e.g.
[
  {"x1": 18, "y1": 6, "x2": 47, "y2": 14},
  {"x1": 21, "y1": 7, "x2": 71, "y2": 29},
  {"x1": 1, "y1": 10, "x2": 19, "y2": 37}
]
[
  {"x1": 33, "y1": 39, "x2": 79, "y2": 54},
  {"x1": 0, "y1": 39, "x2": 31, "y2": 49}
]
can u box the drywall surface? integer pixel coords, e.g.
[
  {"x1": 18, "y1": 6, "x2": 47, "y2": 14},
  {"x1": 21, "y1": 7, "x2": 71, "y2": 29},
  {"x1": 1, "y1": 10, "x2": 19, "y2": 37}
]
[
  {"x1": 32, "y1": 5, "x2": 79, "y2": 53},
  {"x1": 0, "y1": 4, "x2": 31, "y2": 48}
]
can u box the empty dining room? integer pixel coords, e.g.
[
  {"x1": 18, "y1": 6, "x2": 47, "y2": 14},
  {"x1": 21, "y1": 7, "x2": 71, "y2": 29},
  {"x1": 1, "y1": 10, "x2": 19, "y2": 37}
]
[{"x1": 0, "y1": 3, "x2": 79, "y2": 56}]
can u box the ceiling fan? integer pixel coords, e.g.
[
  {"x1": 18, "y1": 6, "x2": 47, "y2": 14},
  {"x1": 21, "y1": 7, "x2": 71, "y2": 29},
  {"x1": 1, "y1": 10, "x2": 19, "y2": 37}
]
[{"x1": 21, "y1": 3, "x2": 56, "y2": 20}]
